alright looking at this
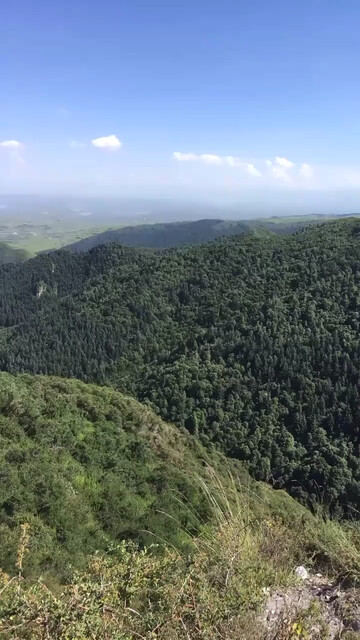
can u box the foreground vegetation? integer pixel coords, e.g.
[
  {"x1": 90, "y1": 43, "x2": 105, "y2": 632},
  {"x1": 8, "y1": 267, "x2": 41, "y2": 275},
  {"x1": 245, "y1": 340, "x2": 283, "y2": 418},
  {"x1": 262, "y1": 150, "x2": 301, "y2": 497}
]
[
  {"x1": 1, "y1": 469, "x2": 360, "y2": 639},
  {"x1": 0, "y1": 373, "x2": 239, "y2": 579},
  {"x1": 1, "y1": 375, "x2": 360, "y2": 637},
  {"x1": 0, "y1": 375, "x2": 360, "y2": 638}
]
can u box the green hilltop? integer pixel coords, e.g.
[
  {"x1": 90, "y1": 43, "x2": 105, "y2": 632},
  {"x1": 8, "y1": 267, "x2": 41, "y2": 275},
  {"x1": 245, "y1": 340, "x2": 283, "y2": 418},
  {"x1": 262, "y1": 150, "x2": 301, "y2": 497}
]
[{"x1": 0, "y1": 372, "x2": 233, "y2": 578}]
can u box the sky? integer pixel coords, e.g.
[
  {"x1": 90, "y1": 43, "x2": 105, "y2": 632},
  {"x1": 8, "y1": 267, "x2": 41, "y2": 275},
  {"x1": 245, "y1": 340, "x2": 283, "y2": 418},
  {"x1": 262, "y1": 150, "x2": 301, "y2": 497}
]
[{"x1": 2, "y1": 0, "x2": 360, "y2": 211}]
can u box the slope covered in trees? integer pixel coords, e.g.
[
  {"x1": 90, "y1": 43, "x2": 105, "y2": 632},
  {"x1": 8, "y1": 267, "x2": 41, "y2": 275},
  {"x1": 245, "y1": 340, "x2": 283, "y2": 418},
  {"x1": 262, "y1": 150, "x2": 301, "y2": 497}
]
[
  {"x1": 0, "y1": 241, "x2": 30, "y2": 264},
  {"x1": 61, "y1": 216, "x2": 317, "y2": 253},
  {"x1": 1, "y1": 219, "x2": 360, "y2": 515},
  {"x1": 62, "y1": 218, "x2": 246, "y2": 252}
]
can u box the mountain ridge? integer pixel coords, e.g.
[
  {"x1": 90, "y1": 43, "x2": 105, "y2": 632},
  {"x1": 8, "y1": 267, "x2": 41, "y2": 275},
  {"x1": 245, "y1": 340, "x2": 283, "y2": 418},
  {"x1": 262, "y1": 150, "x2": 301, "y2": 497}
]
[
  {"x1": 59, "y1": 215, "x2": 323, "y2": 253},
  {"x1": 0, "y1": 241, "x2": 31, "y2": 264}
]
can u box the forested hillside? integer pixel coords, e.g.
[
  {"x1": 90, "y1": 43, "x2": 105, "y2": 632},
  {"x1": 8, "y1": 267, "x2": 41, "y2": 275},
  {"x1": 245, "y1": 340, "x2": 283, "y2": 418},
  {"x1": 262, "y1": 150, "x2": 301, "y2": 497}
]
[
  {"x1": 62, "y1": 216, "x2": 316, "y2": 253},
  {"x1": 63, "y1": 218, "x2": 246, "y2": 252},
  {"x1": 0, "y1": 241, "x2": 30, "y2": 264},
  {"x1": 1, "y1": 219, "x2": 360, "y2": 515}
]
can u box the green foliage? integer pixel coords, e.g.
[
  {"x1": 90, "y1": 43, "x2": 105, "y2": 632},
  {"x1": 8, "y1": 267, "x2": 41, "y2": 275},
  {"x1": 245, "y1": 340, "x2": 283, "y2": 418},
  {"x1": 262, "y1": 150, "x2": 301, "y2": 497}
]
[
  {"x1": 0, "y1": 373, "x2": 231, "y2": 578},
  {"x1": 2, "y1": 220, "x2": 360, "y2": 515},
  {"x1": 0, "y1": 500, "x2": 311, "y2": 638},
  {"x1": 0, "y1": 538, "x2": 277, "y2": 639},
  {"x1": 0, "y1": 475, "x2": 359, "y2": 639}
]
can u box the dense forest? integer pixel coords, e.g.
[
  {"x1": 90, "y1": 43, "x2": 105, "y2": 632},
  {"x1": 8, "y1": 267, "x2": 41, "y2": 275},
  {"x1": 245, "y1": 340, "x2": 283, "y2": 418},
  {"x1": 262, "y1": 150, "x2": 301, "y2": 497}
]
[{"x1": 1, "y1": 219, "x2": 360, "y2": 516}]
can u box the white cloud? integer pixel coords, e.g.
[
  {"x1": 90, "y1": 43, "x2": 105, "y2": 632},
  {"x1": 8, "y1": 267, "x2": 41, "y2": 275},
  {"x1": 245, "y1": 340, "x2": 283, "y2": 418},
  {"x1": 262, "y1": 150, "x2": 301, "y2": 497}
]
[
  {"x1": 224, "y1": 156, "x2": 242, "y2": 167},
  {"x1": 299, "y1": 162, "x2": 313, "y2": 179},
  {"x1": 92, "y1": 134, "x2": 122, "y2": 150},
  {"x1": 246, "y1": 163, "x2": 261, "y2": 177},
  {"x1": 275, "y1": 156, "x2": 294, "y2": 169},
  {"x1": 266, "y1": 157, "x2": 295, "y2": 182},
  {"x1": 199, "y1": 153, "x2": 223, "y2": 165},
  {"x1": 224, "y1": 157, "x2": 262, "y2": 176},
  {"x1": 0, "y1": 140, "x2": 25, "y2": 166},
  {"x1": 224, "y1": 157, "x2": 261, "y2": 176},
  {"x1": 0, "y1": 140, "x2": 23, "y2": 148},
  {"x1": 173, "y1": 152, "x2": 198, "y2": 161},
  {"x1": 69, "y1": 140, "x2": 86, "y2": 149},
  {"x1": 173, "y1": 152, "x2": 223, "y2": 163},
  {"x1": 173, "y1": 152, "x2": 261, "y2": 176}
]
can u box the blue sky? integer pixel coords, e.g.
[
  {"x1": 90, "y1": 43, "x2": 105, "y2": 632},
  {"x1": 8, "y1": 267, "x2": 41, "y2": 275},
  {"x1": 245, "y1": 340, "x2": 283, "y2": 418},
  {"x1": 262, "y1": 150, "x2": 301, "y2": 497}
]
[{"x1": 2, "y1": 0, "x2": 360, "y2": 207}]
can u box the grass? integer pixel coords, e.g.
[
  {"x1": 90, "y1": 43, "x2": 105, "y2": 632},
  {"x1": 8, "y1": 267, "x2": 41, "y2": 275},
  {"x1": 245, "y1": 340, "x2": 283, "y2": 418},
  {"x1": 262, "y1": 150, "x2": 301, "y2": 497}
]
[
  {"x1": 0, "y1": 466, "x2": 359, "y2": 638},
  {"x1": 0, "y1": 372, "x2": 239, "y2": 579},
  {"x1": 10, "y1": 224, "x2": 117, "y2": 253},
  {"x1": 0, "y1": 210, "x2": 128, "y2": 253}
]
